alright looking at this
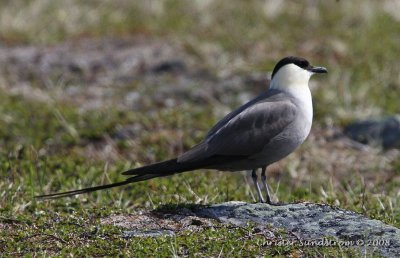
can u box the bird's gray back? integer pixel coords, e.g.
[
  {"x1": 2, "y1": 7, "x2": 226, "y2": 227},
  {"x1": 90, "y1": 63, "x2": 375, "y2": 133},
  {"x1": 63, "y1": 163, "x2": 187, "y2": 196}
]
[
  {"x1": 177, "y1": 89, "x2": 304, "y2": 166},
  {"x1": 205, "y1": 89, "x2": 291, "y2": 139}
]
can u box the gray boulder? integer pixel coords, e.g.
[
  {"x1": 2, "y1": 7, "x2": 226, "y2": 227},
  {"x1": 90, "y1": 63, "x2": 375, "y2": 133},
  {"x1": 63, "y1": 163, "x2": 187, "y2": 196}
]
[
  {"x1": 195, "y1": 202, "x2": 399, "y2": 257},
  {"x1": 344, "y1": 115, "x2": 400, "y2": 149}
]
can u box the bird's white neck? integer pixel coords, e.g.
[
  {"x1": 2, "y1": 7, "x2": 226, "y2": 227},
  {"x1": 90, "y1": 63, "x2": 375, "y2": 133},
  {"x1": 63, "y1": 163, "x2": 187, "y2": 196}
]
[
  {"x1": 270, "y1": 63, "x2": 313, "y2": 124},
  {"x1": 270, "y1": 64, "x2": 312, "y2": 91}
]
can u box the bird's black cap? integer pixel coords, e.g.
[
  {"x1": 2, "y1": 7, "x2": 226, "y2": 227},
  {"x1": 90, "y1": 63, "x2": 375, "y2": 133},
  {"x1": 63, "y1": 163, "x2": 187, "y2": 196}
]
[{"x1": 271, "y1": 56, "x2": 327, "y2": 79}]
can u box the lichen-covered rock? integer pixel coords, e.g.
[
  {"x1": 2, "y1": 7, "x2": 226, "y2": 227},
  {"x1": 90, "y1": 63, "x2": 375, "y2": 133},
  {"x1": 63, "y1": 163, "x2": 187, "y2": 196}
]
[{"x1": 195, "y1": 202, "x2": 400, "y2": 257}]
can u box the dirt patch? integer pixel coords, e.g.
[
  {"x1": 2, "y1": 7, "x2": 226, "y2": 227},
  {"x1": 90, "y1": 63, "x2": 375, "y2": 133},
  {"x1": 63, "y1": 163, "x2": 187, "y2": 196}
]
[
  {"x1": 101, "y1": 208, "x2": 216, "y2": 237},
  {"x1": 0, "y1": 36, "x2": 267, "y2": 112}
]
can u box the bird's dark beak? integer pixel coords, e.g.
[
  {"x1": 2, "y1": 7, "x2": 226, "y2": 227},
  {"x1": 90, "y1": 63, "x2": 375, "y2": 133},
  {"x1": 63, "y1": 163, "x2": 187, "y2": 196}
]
[{"x1": 308, "y1": 66, "x2": 328, "y2": 74}]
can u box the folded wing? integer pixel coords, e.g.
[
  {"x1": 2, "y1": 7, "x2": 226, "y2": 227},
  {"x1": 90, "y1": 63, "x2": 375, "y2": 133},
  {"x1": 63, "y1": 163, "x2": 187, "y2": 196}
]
[{"x1": 178, "y1": 92, "x2": 297, "y2": 163}]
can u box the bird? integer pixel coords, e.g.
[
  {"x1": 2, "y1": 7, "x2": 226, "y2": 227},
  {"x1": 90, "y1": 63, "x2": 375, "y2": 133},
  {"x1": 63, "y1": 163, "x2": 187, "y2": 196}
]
[{"x1": 36, "y1": 56, "x2": 327, "y2": 204}]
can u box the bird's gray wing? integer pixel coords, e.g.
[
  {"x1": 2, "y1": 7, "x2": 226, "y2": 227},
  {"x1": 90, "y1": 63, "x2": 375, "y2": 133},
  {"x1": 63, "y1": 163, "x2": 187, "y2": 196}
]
[
  {"x1": 205, "y1": 89, "x2": 286, "y2": 139},
  {"x1": 178, "y1": 96, "x2": 297, "y2": 162}
]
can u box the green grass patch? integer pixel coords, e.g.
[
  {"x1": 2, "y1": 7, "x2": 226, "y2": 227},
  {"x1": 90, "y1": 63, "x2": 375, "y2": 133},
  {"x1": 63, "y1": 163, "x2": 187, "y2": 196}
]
[{"x1": 0, "y1": 85, "x2": 398, "y2": 256}]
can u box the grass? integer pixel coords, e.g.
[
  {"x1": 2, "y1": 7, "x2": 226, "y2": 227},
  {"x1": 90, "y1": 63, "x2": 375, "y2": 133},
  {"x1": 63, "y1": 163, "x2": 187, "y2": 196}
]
[
  {"x1": 0, "y1": 88, "x2": 397, "y2": 256},
  {"x1": 0, "y1": 0, "x2": 399, "y2": 256}
]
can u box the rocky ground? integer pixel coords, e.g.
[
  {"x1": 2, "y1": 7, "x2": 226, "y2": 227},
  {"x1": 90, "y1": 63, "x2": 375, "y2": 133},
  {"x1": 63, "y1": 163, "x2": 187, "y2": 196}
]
[{"x1": 103, "y1": 202, "x2": 400, "y2": 257}]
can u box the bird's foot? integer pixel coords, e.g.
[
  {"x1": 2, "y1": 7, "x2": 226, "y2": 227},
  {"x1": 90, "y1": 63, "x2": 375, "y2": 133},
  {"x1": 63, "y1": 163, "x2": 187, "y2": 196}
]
[
  {"x1": 266, "y1": 201, "x2": 287, "y2": 206},
  {"x1": 256, "y1": 200, "x2": 287, "y2": 206}
]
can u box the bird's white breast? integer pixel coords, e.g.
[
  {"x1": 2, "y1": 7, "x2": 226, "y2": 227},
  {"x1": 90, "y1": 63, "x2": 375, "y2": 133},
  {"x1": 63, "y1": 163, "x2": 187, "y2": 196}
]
[{"x1": 290, "y1": 86, "x2": 313, "y2": 128}]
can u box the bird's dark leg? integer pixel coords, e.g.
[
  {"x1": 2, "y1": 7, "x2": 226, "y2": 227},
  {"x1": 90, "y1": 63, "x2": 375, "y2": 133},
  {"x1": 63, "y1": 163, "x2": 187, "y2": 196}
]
[
  {"x1": 261, "y1": 166, "x2": 273, "y2": 205},
  {"x1": 252, "y1": 169, "x2": 264, "y2": 203}
]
